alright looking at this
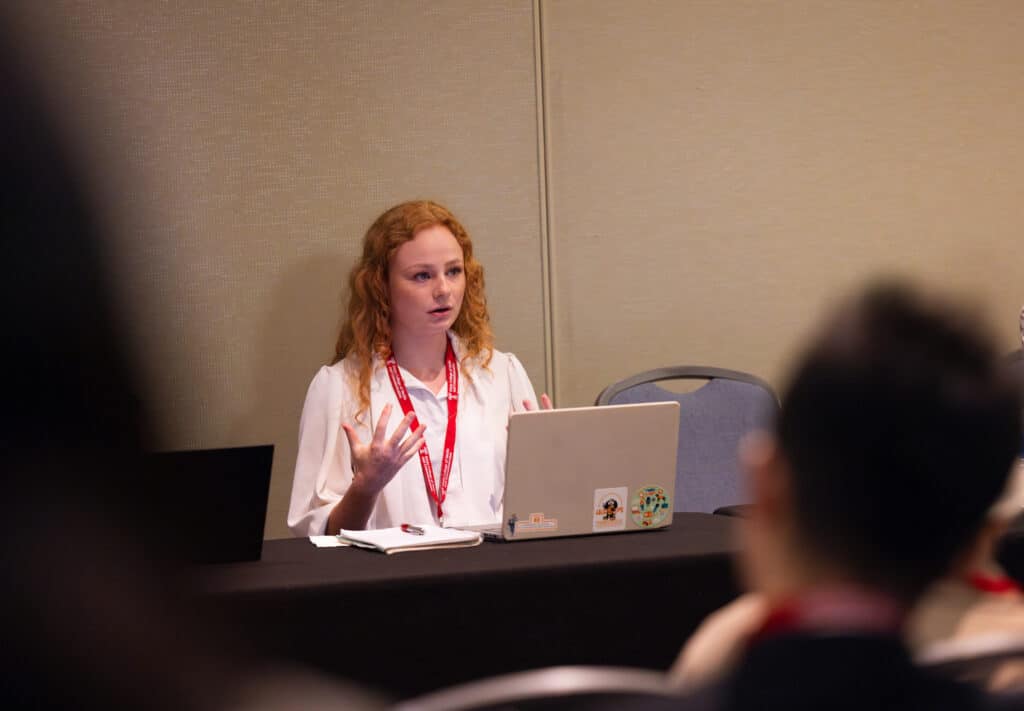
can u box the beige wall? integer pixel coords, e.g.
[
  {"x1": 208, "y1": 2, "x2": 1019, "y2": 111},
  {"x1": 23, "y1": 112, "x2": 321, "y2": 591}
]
[
  {"x1": 10, "y1": 1, "x2": 1024, "y2": 538},
  {"x1": 543, "y1": 0, "x2": 1024, "y2": 405},
  {"x1": 8, "y1": 1, "x2": 545, "y2": 539}
]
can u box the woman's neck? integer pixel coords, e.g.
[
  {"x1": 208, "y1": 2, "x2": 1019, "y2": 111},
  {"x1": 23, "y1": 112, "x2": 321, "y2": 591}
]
[{"x1": 390, "y1": 330, "x2": 449, "y2": 384}]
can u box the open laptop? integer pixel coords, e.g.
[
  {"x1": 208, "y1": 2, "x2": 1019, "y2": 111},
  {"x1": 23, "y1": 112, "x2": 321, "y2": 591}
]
[
  {"x1": 468, "y1": 402, "x2": 679, "y2": 541},
  {"x1": 148, "y1": 444, "x2": 274, "y2": 563}
]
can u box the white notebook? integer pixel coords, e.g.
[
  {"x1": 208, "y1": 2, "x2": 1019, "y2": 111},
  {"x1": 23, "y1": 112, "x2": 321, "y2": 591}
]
[{"x1": 312, "y1": 525, "x2": 483, "y2": 554}]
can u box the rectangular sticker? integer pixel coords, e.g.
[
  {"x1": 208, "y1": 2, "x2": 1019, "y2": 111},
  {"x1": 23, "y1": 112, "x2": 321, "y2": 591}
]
[
  {"x1": 593, "y1": 487, "x2": 628, "y2": 532},
  {"x1": 513, "y1": 512, "x2": 559, "y2": 535}
]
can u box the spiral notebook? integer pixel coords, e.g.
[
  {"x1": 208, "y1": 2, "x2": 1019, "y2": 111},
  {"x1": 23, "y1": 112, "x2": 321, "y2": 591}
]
[{"x1": 313, "y1": 525, "x2": 482, "y2": 554}]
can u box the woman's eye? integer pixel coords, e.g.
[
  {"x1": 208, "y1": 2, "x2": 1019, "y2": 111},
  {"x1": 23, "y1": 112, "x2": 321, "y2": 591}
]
[
  {"x1": 447, "y1": 267, "x2": 463, "y2": 277},
  {"x1": 413, "y1": 272, "x2": 430, "y2": 282}
]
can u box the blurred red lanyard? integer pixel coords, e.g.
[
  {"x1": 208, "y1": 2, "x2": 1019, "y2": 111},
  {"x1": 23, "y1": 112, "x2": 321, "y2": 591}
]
[
  {"x1": 751, "y1": 588, "x2": 905, "y2": 645},
  {"x1": 967, "y1": 573, "x2": 1021, "y2": 594},
  {"x1": 385, "y1": 338, "x2": 459, "y2": 521}
]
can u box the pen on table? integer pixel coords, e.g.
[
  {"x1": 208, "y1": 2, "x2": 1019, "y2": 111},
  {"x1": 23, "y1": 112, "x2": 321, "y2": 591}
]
[{"x1": 401, "y1": 523, "x2": 425, "y2": 535}]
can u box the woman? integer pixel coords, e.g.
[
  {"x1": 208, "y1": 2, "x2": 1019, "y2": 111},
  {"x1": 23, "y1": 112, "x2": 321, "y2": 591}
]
[{"x1": 288, "y1": 200, "x2": 549, "y2": 535}]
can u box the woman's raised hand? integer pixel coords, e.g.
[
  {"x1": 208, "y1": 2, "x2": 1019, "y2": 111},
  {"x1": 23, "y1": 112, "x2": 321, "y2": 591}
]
[
  {"x1": 522, "y1": 393, "x2": 553, "y2": 411},
  {"x1": 341, "y1": 403, "x2": 426, "y2": 496}
]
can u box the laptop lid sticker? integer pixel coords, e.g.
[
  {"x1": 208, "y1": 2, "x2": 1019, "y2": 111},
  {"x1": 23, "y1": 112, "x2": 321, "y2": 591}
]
[
  {"x1": 511, "y1": 512, "x2": 559, "y2": 535},
  {"x1": 593, "y1": 487, "x2": 628, "y2": 532},
  {"x1": 631, "y1": 485, "x2": 671, "y2": 528}
]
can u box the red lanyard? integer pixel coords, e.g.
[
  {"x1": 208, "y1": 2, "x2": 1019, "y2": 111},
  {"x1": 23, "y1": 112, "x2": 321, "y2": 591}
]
[
  {"x1": 967, "y1": 572, "x2": 1022, "y2": 595},
  {"x1": 751, "y1": 588, "x2": 905, "y2": 645},
  {"x1": 384, "y1": 338, "x2": 459, "y2": 521}
]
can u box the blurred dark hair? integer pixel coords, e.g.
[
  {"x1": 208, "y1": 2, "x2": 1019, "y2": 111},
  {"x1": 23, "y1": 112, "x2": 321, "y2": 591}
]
[
  {"x1": 777, "y1": 281, "x2": 1022, "y2": 600},
  {"x1": 0, "y1": 38, "x2": 151, "y2": 489}
]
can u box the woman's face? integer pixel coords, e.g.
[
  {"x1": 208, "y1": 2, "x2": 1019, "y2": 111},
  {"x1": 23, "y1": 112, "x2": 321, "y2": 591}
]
[{"x1": 387, "y1": 224, "x2": 466, "y2": 341}]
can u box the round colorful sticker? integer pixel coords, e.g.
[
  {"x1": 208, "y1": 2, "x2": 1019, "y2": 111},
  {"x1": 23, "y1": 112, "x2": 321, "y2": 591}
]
[{"x1": 630, "y1": 485, "x2": 671, "y2": 528}]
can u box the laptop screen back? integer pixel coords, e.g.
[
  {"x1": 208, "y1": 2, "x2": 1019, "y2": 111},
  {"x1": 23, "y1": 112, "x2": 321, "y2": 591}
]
[
  {"x1": 148, "y1": 444, "x2": 273, "y2": 564},
  {"x1": 501, "y1": 402, "x2": 679, "y2": 540}
]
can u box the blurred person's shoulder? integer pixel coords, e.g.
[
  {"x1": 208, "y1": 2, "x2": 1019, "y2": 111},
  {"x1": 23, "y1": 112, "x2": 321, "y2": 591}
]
[{"x1": 670, "y1": 593, "x2": 767, "y2": 689}]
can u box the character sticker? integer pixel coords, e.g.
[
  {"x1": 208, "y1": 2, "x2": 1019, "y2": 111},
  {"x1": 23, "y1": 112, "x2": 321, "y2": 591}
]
[
  {"x1": 593, "y1": 487, "x2": 628, "y2": 532},
  {"x1": 631, "y1": 485, "x2": 671, "y2": 528}
]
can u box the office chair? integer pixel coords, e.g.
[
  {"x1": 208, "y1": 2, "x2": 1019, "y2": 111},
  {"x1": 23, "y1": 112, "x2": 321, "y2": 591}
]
[
  {"x1": 393, "y1": 665, "x2": 683, "y2": 711},
  {"x1": 917, "y1": 632, "x2": 1024, "y2": 689},
  {"x1": 1003, "y1": 350, "x2": 1024, "y2": 579},
  {"x1": 1009, "y1": 348, "x2": 1022, "y2": 373},
  {"x1": 596, "y1": 366, "x2": 778, "y2": 515},
  {"x1": 1009, "y1": 349, "x2": 1023, "y2": 395}
]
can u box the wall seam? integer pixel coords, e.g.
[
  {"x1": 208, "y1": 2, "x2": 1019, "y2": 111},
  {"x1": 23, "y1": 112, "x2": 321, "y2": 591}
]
[{"x1": 532, "y1": 0, "x2": 557, "y2": 403}]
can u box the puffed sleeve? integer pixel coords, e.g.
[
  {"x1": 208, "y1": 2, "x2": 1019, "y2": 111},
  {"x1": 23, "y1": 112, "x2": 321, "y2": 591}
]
[
  {"x1": 287, "y1": 365, "x2": 356, "y2": 536},
  {"x1": 507, "y1": 353, "x2": 540, "y2": 413}
]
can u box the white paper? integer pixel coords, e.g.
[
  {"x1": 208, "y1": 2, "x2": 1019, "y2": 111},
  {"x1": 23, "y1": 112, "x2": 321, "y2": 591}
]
[{"x1": 309, "y1": 535, "x2": 351, "y2": 548}]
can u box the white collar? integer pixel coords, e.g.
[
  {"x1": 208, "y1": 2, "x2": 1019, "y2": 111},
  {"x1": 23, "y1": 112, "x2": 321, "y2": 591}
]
[{"x1": 370, "y1": 331, "x2": 465, "y2": 394}]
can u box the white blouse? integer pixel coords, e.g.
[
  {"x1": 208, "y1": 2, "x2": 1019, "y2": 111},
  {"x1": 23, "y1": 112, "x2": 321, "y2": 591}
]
[{"x1": 287, "y1": 334, "x2": 539, "y2": 535}]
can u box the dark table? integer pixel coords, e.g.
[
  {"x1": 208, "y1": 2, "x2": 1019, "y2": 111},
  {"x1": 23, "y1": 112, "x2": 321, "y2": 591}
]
[{"x1": 190, "y1": 513, "x2": 741, "y2": 697}]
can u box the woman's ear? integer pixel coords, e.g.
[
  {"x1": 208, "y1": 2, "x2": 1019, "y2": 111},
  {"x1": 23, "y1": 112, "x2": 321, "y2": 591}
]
[
  {"x1": 740, "y1": 431, "x2": 791, "y2": 523},
  {"x1": 737, "y1": 431, "x2": 798, "y2": 596}
]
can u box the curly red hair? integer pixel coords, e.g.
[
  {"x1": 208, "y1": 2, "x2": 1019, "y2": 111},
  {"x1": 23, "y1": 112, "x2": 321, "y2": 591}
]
[{"x1": 334, "y1": 201, "x2": 494, "y2": 418}]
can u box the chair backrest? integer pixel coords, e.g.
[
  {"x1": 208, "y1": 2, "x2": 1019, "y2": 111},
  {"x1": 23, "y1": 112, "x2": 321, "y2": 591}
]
[
  {"x1": 596, "y1": 367, "x2": 778, "y2": 514},
  {"x1": 1008, "y1": 349, "x2": 1024, "y2": 458},
  {"x1": 1010, "y1": 349, "x2": 1024, "y2": 397},
  {"x1": 998, "y1": 512, "x2": 1024, "y2": 588},
  {"x1": 393, "y1": 665, "x2": 683, "y2": 711},
  {"x1": 916, "y1": 632, "x2": 1024, "y2": 688}
]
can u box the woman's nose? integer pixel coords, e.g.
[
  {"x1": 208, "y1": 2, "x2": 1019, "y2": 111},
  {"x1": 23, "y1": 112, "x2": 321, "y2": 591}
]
[{"x1": 434, "y1": 276, "x2": 452, "y2": 298}]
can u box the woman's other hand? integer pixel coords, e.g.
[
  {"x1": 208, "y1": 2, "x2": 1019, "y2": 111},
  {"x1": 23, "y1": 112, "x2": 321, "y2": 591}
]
[{"x1": 522, "y1": 393, "x2": 553, "y2": 411}]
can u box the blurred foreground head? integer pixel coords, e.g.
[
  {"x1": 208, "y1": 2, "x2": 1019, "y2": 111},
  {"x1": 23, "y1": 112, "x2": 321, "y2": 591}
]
[
  {"x1": 0, "y1": 26, "x2": 230, "y2": 711},
  {"x1": 0, "y1": 28, "x2": 389, "y2": 711},
  {"x1": 745, "y1": 282, "x2": 1022, "y2": 602},
  {"x1": 0, "y1": 50, "x2": 149, "y2": 486}
]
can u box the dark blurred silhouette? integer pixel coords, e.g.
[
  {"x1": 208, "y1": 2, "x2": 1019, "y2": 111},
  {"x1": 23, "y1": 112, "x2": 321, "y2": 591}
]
[
  {"x1": 0, "y1": 25, "x2": 383, "y2": 711},
  {"x1": 0, "y1": 24, "x2": 236, "y2": 710},
  {"x1": 625, "y1": 283, "x2": 1024, "y2": 711}
]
